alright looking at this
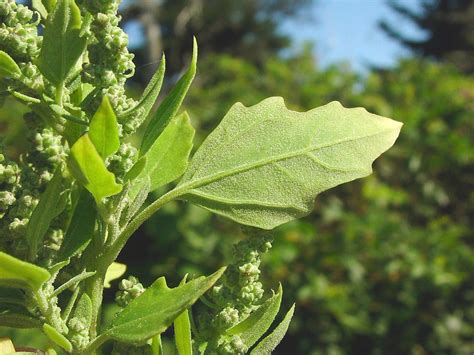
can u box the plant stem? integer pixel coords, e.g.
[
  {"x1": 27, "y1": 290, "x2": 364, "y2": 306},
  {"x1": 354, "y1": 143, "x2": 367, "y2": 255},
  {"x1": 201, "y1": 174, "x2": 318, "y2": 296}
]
[
  {"x1": 51, "y1": 271, "x2": 96, "y2": 298},
  {"x1": 82, "y1": 333, "x2": 110, "y2": 355}
]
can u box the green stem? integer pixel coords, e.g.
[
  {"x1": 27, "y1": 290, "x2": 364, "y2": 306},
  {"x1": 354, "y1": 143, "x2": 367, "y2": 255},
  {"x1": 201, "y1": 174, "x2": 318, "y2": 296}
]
[
  {"x1": 82, "y1": 333, "x2": 110, "y2": 355},
  {"x1": 62, "y1": 286, "x2": 80, "y2": 321},
  {"x1": 55, "y1": 83, "x2": 64, "y2": 106},
  {"x1": 51, "y1": 271, "x2": 96, "y2": 298}
]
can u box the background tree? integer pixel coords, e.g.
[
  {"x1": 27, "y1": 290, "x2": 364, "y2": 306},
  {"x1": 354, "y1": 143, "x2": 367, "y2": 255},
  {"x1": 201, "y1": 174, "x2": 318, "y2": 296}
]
[
  {"x1": 120, "y1": 0, "x2": 311, "y2": 83},
  {"x1": 380, "y1": 0, "x2": 474, "y2": 73}
]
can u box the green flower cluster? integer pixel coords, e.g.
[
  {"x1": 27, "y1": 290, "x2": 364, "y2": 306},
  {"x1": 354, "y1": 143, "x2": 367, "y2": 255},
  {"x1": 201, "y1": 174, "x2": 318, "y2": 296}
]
[
  {"x1": 79, "y1": 0, "x2": 140, "y2": 135},
  {"x1": 197, "y1": 234, "x2": 273, "y2": 354},
  {"x1": 0, "y1": 0, "x2": 41, "y2": 62},
  {"x1": 115, "y1": 275, "x2": 145, "y2": 307}
]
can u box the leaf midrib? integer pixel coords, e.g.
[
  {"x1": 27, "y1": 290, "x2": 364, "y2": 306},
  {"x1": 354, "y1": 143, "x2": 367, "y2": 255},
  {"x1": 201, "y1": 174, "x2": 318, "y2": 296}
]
[{"x1": 179, "y1": 128, "x2": 393, "y2": 194}]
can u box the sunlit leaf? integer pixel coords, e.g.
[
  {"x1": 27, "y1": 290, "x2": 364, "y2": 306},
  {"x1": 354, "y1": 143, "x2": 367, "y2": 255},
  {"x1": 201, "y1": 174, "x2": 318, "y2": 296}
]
[
  {"x1": 37, "y1": 0, "x2": 87, "y2": 85},
  {"x1": 0, "y1": 252, "x2": 50, "y2": 291},
  {"x1": 104, "y1": 262, "x2": 127, "y2": 288},
  {"x1": 177, "y1": 98, "x2": 402, "y2": 229},
  {"x1": 89, "y1": 96, "x2": 120, "y2": 159},
  {"x1": 0, "y1": 50, "x2": 21, "y2": 79},
  {"x1": 42, "y1": 323, "x2": 73, "y2": 352},
  {"x1": 69, "y1": 133, "x2": 122, "y2": 202},
  {"x1": 140, "y1": 38, "x2": 197, "y2": 155}
]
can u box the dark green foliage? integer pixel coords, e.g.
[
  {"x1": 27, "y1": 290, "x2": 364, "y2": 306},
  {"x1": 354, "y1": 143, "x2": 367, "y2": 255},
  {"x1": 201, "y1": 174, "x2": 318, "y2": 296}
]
[{"x1": 380, "y1": 0, "x2": 474, "y2": 73}]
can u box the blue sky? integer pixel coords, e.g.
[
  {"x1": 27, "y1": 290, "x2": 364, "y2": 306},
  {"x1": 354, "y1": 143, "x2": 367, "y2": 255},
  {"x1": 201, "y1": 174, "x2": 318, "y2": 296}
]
[{"x1": 282, "y1": 0, "x2": 427, "y2": 72}]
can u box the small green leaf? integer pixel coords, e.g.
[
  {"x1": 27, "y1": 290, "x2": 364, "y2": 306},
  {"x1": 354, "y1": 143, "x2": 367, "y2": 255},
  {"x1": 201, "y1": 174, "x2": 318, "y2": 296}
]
[
  {"x1": 250, "y1": 304, "x2": 295, "y2": 355},
  {"x1": 139, "y1": 111, "x2": 194, "y2": 191},
  {"x1": 26, "y1": 169, "x2": 64, "y2": 259},
  {"x1": 71, "y1": 293, "x2": 92, "y2": 329},
  {"x1": 69, "y1": 133, "x2": 122, "y2": 202},
  {"x1": 227, "y1": 285, "x2": 282, "y2": 348},
  {"x1": 89, "y1": 96, "x2": 120, "y2": 159},
  {"x1": 174, "y1": 275, "x2": 192, "y2": 355},
  {"x1": 140, "y1": 38, "x2": 197, "y2": 156},
  {"x1": 0, "y1": 252, "x2": 50, "y2": 291},
  {"x1": 58, "y1": 188, "x2": 96, "y2": 260},
  {"x1": 104, "y1": 262, "x2": 127, "y2": 288},
  {"x1": 0, "y1": 50, "x2": 21, "y2": 79},
  {"x1": 119, "y1": 55, "x2": 166, "y2": 128},
  {"x1": 177, "y1": 98, "x2": 402, "y2": 229},
  {"x1": 37, "y1": 0, "x2": 87, "y2": 86},
  {"x1": 32, "y1": 0, "x2": 49, "y2": 19},
  {"x1": 42, "y1": 323, "x2": 73, "y2": 352},
  {"x1": 107, "y1": 267, "x2": 226, "y2": 344}
]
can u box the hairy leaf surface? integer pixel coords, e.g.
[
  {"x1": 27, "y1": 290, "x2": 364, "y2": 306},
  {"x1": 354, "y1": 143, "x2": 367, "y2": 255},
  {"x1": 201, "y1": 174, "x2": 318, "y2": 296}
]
[
  {"x1": 107, "y1": 267, "x2": 225, "y2": 343},
  {"x1": 37, "y1": 0, "x2": 87, "y2": 86},
  {"x1": 140, "y1": 38, "x2": 197, "y2": 155},
  {"x1": 250, "y1": 304, "x2": 295, "y2": 354},
  {"x1": 177, "y1": 98, "x2": 402, "y2": 229},
  {"x1": 227, "y1": 284, "x2": 282, "y2": 348}
]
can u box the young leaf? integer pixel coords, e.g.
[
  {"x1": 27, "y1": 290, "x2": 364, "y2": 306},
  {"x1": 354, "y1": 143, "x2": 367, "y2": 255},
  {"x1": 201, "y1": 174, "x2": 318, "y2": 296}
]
[
  {"x1": 58, "y1": 188, "x2": 97, "y2": 260},
  {"x1": 174, "y1": 275, "x2": 192, "y2": 355},
  {"x1": 0, "y1": 252, "x2": 50, "y2": 291},
  {"x1": 69, "y1": 133, "x2": 122, "y2": 202},
  {"x1": 106, "y1": 267, "x2": 226, "y2": 344},
  {"x1": 26, "y1": 169, "x2": 64, "y2": 259},
  {"x1": 250, "y1": 304, "x2": 295, "y2": 355},
  {"x1": 140, "y1": 38, "x2": 197, "y2": 155},
  {"x1": 89, "y1": 96, "x2": 120, "y2": 159},
  {"x1": 71, "y1": 293, "x2": 92, "y2": 330},
  {"x1": 42, "y1": 323, "x2": 73, "y2": 352},
  {"x1": 104, "y1": 262, "x2": 127, "y2": 288},
  {"x1": 139, "y1": 111, "x2": 194, "y2": 192},
  {"x1": 227, "y1": 284, "x2": 283, "y2": 348},
  {"x1": 32, "y1": 0, "x2": 49, "y2": 19},
  {"x1": 37, "y1": 0, "x2": 87, "y2": 86},
  {"x1": 176, "y1": 98, "x2": 402, "y2": 229},
  {"x1": 119, "y1": 55, "x2": 166, "y2": 127},
  {"x1": 0, "y1": 50, "x2": 21, "y2": 79}
]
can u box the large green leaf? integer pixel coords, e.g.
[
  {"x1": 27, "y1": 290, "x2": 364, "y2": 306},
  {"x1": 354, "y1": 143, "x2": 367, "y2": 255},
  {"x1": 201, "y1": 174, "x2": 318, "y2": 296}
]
[
  {"x1": 0, "y1": 50, "x2": 21, "y2": 79},
  {"x1": 250, "y1": 304, "x2": 295, "y2": 354},
  {"x1": 58, "y1": 188, "x2": 96, "y2": 260},
  {"x1": 119, "y1": 55, "x2": 166, "y2": 128},
  {"x1": 227, "y1": 285, "x2": 282, "y2": 348},
  {"x1": 0, "y1": 252, "x2": 50, "y2": 291},
  {"x1": 0, "y1": 304, "x2": 41, "y2": 328},
  {"x1": 89, "y1": 96, "x2": 120, "y2": 159},
  {"x1": 107, "y1": 267, "x2": 226, "y2": 344},
  {"x1": 140, "y1": 38, "x2": 197, "y2": 155},
  {"x1": 37, "y1": 0, "x2": 87, "y2": 86},
  {"x1": 26, "y1": 169, "x2": 64, "y2": 259},
  {"x1": 176, "y1": 98, "x2": 402, "y2": 229},
  {"x1": 69, "y1": 133, "x2": 122, "y2": 202},
  {"x1": 139, "y1": 111, "x2": 194, "y2": 192}
]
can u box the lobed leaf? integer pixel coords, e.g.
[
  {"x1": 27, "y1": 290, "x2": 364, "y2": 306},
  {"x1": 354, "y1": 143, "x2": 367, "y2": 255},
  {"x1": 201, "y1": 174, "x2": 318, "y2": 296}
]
[
  {"x1": 69, "y1": 133, "x2": 122, "y2": 202},
  {"x1": 58, "y1": 188, "x2": 96, "y2": 260},
  {"x1": 140, "y1": 38, "x2": 197, "y2": 155},
  {"x1": 89, "y1": 96, "x2": 120, "y2": 159},
  {"x1": 177, "y1": 98, "x2": 402, "y2": 229},
  {"x1": 0, "y1": 252, "x2": 50, "y2": 291},
  {"x1": 0, "y1": 50, "x2": 21, "y2": 79},
  {"x1": 26, "y1": 169, "x2": 64, "y2": 259},
  {"x1": 227, "y1": 284, "x2": 282, "y2": 348},
  {"x1": 138, "y1": 111, "x2": 194, "y2": 192},
  {"x1": 37, "y1": 0, "x2": 87, "y2": 86},
  {"x1": 107, "y1": 267, "x2": 226, "y2": 344},
  {"x1": 250, "y1": 304, "x2": 295, "y2": 354}
]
